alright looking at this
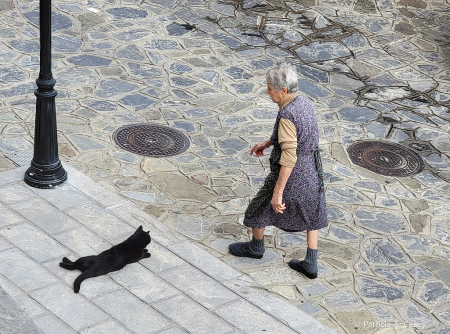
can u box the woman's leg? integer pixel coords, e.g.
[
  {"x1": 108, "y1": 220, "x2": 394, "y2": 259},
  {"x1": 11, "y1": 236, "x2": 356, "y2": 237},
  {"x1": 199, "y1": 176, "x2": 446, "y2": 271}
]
[
  {"x1": 252, "y1": 227, "x2": 265, "y2": 240},
  {"x1": 307, "y1": 229, "x2": 318, "y2": 249},
  {"x1": 288, "y1": 229, "x2": 319, "y2": 279},
  {"x1": 229, "y1": 227, "x2": 266, "y2": 258}
]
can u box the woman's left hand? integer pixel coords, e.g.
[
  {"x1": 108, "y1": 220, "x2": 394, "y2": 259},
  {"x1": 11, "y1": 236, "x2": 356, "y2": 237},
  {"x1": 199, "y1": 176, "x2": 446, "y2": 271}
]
[{"x1": 271, "y1": 193, "x2": 286, "y2": 214}]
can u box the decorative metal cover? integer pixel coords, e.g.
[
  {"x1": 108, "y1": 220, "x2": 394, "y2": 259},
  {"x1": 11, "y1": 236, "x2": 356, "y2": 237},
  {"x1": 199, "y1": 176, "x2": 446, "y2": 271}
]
[
  {"x1": 113, "y1": 124, "x2": 190, "y2": 157},
  {"x1": 347, "y1": 141, "x2": 423, "y2": 177}
]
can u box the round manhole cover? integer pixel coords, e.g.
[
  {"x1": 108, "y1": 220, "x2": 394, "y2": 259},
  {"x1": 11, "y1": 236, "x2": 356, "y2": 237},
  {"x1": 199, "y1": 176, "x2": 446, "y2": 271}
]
[
  {"x1": 114, "y1": 124, "x2": 190, "y2": 157},
  {"x1": 347, "y1": 141, "x2": 423, "y2": 177}
]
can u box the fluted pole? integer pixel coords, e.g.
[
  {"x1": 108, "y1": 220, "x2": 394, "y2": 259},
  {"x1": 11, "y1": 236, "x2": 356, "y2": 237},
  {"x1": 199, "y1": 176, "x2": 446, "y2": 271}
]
[{"x1": 24, "y1": 0, "x2": 67, "y2": 188}]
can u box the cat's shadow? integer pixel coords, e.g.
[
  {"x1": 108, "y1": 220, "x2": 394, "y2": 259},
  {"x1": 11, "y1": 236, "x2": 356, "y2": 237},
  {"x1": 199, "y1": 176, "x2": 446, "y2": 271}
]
[{"x1": 59, "y1": 225, "x2": 151, "y2": 293}]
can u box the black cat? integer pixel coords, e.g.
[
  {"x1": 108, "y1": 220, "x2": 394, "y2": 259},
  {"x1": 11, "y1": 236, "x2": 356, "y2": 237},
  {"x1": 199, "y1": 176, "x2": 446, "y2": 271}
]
[{"x1": 59, "y1": 225, "x2": 151, "y2": 293}]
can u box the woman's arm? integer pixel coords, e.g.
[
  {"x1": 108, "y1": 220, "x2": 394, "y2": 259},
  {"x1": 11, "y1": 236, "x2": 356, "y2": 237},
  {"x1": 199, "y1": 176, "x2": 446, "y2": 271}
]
[
  {"x1": 250, "y1": 139, "x2": 272, "y2": 157},
  {"x1": 271, "y1": 166, "x2": 293, "y2": 214},
  {"x1": 272, "y1": 118, "x2": 297, "y2": 213}
]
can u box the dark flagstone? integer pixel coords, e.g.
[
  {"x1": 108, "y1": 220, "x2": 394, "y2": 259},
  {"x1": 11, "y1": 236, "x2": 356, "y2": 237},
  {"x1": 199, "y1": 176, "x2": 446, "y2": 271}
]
[
  {"x1": 107, "y1": 7, "x2": 148, "y2": 19},
  {"x1": 23, "y1": 11, "x2": 73, "y2": 31},
  {"x1": 119, "y1": 94, "x2": 155, "y2": 111},
  {"x1": 67, "y1": 55, "x2": 111, "y2": 67}
]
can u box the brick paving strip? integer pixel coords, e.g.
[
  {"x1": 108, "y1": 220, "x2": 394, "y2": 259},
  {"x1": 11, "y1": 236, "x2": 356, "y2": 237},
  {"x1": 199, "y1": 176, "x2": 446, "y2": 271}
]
[{"x1": 0, "y1": 165, "x2": 338, "y2": 334}]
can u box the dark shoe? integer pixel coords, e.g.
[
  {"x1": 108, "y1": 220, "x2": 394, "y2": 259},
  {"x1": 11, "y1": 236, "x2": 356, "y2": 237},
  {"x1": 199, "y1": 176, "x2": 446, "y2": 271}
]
[
  {"x1": 288, "y1": 260, "x2": 318, "y2": 279},
  {"x1": 229, "y1": 242, "x2": 263, "y2": 259}
]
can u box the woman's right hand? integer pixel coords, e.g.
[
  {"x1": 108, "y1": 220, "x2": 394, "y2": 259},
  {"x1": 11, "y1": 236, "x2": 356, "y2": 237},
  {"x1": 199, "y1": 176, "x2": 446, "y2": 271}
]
[{"x1": 250, "y1": 139, "x2": 271, "y2": 157}]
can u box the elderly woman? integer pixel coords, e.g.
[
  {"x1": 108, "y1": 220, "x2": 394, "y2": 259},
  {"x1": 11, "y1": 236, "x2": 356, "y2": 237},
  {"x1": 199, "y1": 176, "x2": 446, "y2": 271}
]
[{"x1": 229, "y1": 63, "x2": 327, "y2": 279}]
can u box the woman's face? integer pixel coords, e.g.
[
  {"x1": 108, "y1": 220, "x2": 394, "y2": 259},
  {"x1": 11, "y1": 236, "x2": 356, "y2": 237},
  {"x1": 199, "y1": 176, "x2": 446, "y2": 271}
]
[{"x1": 266, "y1": 81, "x2": 287, "y2": 104}]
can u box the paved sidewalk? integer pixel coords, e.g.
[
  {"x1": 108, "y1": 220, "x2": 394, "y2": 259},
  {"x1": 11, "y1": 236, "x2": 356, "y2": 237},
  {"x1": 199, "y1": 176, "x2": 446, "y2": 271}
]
[{"x1": 0, "y1": 165, "x2": 337, "y2": 334}]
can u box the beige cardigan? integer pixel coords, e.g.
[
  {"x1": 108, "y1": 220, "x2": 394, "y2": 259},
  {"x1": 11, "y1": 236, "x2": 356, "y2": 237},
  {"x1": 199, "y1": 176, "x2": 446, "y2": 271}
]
[{"x1": 277, "y1": 95, "x2": 298, "y2": 168}]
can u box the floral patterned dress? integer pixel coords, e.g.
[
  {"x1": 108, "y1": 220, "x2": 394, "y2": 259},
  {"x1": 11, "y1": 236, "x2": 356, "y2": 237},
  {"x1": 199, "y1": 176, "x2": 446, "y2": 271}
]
[{"x1": 243, "y1": 95, "x2": 328, "y2": 232}]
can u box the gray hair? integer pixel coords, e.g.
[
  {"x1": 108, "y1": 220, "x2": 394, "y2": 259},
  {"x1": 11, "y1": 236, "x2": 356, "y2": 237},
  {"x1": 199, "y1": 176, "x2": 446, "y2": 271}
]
[{"x1": 266, "y1": 63, "x2": 298, "y2": 93}]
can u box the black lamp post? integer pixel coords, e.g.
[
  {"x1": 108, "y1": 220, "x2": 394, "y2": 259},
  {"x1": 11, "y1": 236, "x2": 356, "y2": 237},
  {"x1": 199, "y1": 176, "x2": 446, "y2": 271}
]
[{"x1": 25, "y1": 0, "x2": 67, "y2": 188}]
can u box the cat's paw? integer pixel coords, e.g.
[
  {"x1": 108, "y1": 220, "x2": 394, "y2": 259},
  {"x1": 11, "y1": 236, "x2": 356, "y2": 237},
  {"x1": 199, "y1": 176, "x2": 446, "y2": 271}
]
[
  {"x1": 139, "y1": 252, "x2": 151, "y2": 260},
  {"x1": 60, "y1": 262, "x2": 74, "y2": 270}
]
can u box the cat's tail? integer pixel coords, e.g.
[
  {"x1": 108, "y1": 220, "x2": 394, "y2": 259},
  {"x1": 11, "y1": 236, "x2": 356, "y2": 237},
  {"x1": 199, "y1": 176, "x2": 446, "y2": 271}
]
[
  {"x1": 73, "y1": 272, "x2": 89, "y2": 293},
  {"x1": 59, "y1": 257, "x2": 75, "y2": 270}
]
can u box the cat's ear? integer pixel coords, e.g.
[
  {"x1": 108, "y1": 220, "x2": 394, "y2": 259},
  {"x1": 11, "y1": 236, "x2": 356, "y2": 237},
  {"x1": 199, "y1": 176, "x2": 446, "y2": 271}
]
[
  {"x1": 146, "y1": 230, "x2": 150, "y2": 234},
  {"x1": 137, "y1": 225, "x2": 143, "y2": 231}
]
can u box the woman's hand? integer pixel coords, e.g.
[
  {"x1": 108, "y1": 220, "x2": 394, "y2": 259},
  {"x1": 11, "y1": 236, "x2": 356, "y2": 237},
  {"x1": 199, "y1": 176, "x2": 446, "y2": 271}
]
[
  {"x1": 250, "y1": 139, "x2": 271, "y2": 157},
  {"x1": 271, "y1": 193, "x2": 286, "y2": 214}
]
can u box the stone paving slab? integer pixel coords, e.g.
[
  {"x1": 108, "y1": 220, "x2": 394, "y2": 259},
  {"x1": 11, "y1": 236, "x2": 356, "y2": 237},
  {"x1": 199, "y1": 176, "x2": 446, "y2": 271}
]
[
  {"x1": 30, "y1": 283, "x2": 110, "y2": 332},
  {"x1": 52, "y1": 227, "x2": 112, "y2": 257},
  {"x1": 152, "y1": 295, "x2": 236, "y2": 334},
  {"x1": 34, "y1": 314, "x2": 77, "y2": 334},
  {"x1": 0, "y1": 222, "x2": 69, "y2": 263},
  {"x1": 109, "y1": 263, "x2": 180, "y2": 304},
  {"x1": 64, "y1": 201, "x2": 136, "y2": 240},
  {"x1": 92, "y1": 289, "x2": 172, "y2": 334},
  {"x1": 10, "y1": 198, "x2": 82, "y2": 235},
  {"x1": 77, "y1": 320, "x2": 130, "y2": 334},
  {"x1": 214, "y1": 299, "x2": 298, "y2": 334},
  {"x1": 0, "y1": 276, "x2": 46, "y2": 319},
  {"x1": 0, "y1": 165, "x2": 338, "y2": 334},
  {"x1": 167, "y1": 240, "x2": 243, "y2": 282},
  {"x1": 0, "y1": 248, "x2": 59, "y2": 292},
  {"x1": 0, "y1": 284, "x2": 42, "y2": 334},
  {"x1": 158, "y1": 264, "x2": 239, "y2": 309}
]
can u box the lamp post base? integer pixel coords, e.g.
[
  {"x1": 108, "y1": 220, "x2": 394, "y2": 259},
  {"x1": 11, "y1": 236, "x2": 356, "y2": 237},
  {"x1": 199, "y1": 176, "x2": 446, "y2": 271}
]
[{"x1": 24, "y1": 161, "x2": 67, "y2": 188}]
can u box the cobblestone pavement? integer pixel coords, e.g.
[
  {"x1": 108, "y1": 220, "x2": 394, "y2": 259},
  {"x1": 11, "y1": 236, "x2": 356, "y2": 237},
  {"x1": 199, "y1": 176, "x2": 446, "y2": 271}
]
[{"x1": 0, "y1": 0, "x2": 449, "y2": 333}]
